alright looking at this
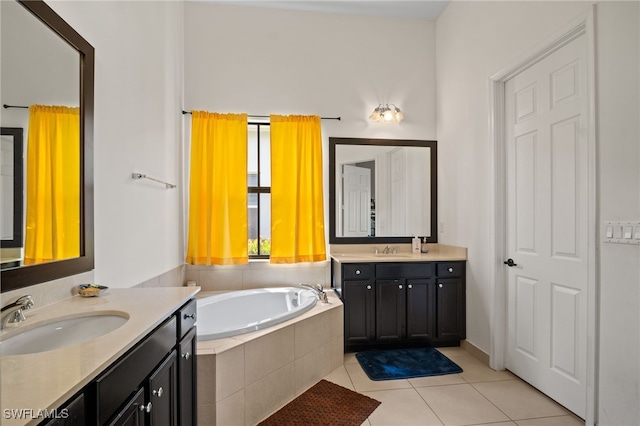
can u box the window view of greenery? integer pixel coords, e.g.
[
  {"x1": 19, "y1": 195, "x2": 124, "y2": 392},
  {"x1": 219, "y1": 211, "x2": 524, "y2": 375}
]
[{"x1": 248, "y1": 124, "x2": 271, "y2": 257}]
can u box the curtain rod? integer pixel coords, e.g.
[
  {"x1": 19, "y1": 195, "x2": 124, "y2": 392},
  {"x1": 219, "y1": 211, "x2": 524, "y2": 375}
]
[
  {"x1": 181, "y1": 110, "x2": 341, "y2": 121},
  {"x1": 3, "y1": 104, "x2": 28, "y2": 109}
]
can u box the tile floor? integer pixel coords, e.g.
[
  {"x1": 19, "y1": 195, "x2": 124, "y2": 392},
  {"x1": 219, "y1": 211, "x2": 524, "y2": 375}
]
[{"x1": 322, "y1": 347, "x2": 584, "y2": 426}]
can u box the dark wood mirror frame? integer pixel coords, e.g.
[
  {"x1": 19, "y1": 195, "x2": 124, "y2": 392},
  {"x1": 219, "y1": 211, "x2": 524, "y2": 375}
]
[
  {"x1": 0, "y1": 127, "x2": 24, "y2": 250},
  {"x1": 1, "y1": 0, "x2": 94, "y2": 292},
  {"x1": 329, "y1": 137, "x2": 437, "y2": 245}
]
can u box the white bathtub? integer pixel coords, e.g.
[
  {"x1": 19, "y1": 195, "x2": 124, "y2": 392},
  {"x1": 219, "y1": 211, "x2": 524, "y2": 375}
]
[{"x1": 196, "y1": 287, "x2": 318, "y2": 340}]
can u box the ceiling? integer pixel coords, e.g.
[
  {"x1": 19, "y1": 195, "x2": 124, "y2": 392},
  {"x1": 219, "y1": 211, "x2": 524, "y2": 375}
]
[{"x1": 207, "y1": 1, "x2": 450, "y2": 21}]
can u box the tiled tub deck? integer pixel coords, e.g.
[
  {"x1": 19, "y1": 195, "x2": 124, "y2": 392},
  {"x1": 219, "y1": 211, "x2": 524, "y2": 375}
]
[{"x1": 196, "y1": 290, "x2": 344, "y2": 426}]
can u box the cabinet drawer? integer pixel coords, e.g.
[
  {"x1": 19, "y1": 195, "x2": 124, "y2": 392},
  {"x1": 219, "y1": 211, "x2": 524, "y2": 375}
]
[
  {"x1": 343, "y1": 263, "x2": 374, "y2": 280},
  {"x1": 376, "y1": 262, "x2": 434, "y2": 279},
  {"x1": 436, "y1": 262, "x2": 465, "y2": 278},
  {"x1": 177, "y1": 298, "x2": 197, "y2": 340}
]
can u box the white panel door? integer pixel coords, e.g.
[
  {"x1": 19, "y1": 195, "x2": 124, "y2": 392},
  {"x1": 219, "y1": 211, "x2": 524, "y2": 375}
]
[
  {"x1": 342, "y1": 164, "x2": 371, "y2": 237},
  {"x1": 390, "y1": 148, "x2": 406, "y2": 236},
  {"x1": 505, "y1": 33, "x2": 588, "y2": 417}
]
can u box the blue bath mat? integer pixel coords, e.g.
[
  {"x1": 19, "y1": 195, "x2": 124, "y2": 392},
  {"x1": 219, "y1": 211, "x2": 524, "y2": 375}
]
[{"x1": 355, "y1": 347, "x2": 463, "y2": 381}]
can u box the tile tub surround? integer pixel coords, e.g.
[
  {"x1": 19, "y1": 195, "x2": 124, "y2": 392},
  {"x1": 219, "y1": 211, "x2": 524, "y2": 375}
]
[
  {"x1": 196, "y1": 290, "x2": 344, "y2": 426},
  {"x1": 0, "y1": 287, "x2": 199, "y2": 426},
  {"x1": 185, "y1": 260, "x2": 330, "y2": 292}
]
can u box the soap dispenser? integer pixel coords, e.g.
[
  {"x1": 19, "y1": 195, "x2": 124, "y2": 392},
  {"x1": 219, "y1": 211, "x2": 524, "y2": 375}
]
[
  {"x1": 421, "y1": 237, "x2": 429, "y2": 253},
  {"x1": 412, "y1": 236, "x2": 421, "y2": 253}
]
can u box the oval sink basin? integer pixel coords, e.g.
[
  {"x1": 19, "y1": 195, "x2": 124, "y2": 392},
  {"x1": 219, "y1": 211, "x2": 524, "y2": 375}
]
[{"x1": 0, "y1": 312, "x2": 129, "y2": 356}]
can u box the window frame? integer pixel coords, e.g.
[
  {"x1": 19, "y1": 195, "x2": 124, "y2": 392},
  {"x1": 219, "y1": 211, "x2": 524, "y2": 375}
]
[{"x1": 248, "y1": 122, "x2": 271, "y2": 259}]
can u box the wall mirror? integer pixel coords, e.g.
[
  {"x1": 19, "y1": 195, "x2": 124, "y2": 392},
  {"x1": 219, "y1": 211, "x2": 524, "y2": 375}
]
[
  {"x1": 329, "y1": 137, "x2": 437, "y2": 244},
  {"x1": 0, "y1": 0, "x2": 94, "y2": 292}
]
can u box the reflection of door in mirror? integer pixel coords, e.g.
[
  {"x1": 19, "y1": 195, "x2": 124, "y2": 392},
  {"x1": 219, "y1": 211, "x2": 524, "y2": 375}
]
[
  {"x1": 341, "y1": 164, "x2": 371, "y2": 237},
  {"x1": 387, "y1": 147, "x2": 431, "y2": 237},
  {"x1": 1, "y1": 128, "x2": 24, "y2": 262}
]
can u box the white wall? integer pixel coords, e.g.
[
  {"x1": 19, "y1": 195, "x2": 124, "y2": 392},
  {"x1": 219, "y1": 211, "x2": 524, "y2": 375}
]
[
  {"x1": 436, "y1": 1, "x2": 640, "y2": 424},
  {"x1": 47, "y1": 0, "x2": 185, "y2": 288},
  {"x1": 183, "y1": 1, "x2": 436, "y2": 284}
]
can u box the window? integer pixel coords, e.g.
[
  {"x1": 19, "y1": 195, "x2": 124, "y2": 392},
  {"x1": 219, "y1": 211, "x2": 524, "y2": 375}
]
[{"x1": 248, "y1": 123, "x2": 271, "y2": 258}]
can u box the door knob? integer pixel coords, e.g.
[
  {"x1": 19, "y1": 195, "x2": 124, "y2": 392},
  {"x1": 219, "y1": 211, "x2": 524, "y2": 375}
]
[
  {"x1": 152, "y1": 387, "x2": 164, "y2": 398},
  {"x1": 504, "y1": 258, "x2": 518, "y2": 267},
  {"x1": 182, "y1": 352, "x2": 191, "y2": 360}
]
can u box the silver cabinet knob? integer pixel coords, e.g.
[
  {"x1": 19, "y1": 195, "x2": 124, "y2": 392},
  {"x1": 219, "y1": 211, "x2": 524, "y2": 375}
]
[
  {"x1": 408, "y1": 284, "x2": 413, "y2": 289},
  {"x1": 182, "y1": 352, "x2": 191, "y2": 360},
  {"x1": 366, "y1": 285, "x2": 371, "y2": 290},
  {"x1": 439, "y1": 283, "x2": 443, "y2": 288},
  {"x1": 184, "y1": 313, "x2": 196, "y2": 320},
  {"x1": 152, "y1": 387, "x2": 164, "y2": 398},
  {"x1": 448, "y1": 267, "x2": 454, "y2": 273},
  {"x1": 139, "y1": 402, "x2": 152, "y2": 413},
  {"x1": 355, "y1": 269, "x2": 361, "y2": 275},
  {"x1": 398, "y1": 285, "x2": 403, "y2": 289}
]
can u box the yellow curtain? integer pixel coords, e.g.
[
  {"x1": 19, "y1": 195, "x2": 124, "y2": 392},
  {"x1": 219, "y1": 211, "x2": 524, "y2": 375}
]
[
  {"x1": 24, "y1": 105, "x2": 80, "y2": 265},
  {"x1": 186, "y1": 111, "x2": 248, "y2": 265},
  {"x1": 270, "y1": 115, "x2": 326, "y2": 263}
]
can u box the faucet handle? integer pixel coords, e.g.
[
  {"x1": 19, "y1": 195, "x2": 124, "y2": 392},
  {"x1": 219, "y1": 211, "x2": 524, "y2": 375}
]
[{"x1": 16, "y1": 295, "x2": 34, "y2": 310}]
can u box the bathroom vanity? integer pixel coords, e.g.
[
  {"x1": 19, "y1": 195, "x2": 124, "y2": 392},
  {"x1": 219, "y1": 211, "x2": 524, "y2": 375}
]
[
  {"x1": 331, "y1": 245, "x2": 466, "y2": 351},
  {"x1": 0, "y1": 287, "x2": 198, "y2": 426}
]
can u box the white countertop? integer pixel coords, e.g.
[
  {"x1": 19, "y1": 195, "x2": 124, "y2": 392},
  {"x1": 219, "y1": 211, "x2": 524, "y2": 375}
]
[
  {"x1": 0, "y1": 287, "x2": 199, "y2": 426},
  {"x1": 330, "y1": 243, "x2": 467, "y2": 263}
]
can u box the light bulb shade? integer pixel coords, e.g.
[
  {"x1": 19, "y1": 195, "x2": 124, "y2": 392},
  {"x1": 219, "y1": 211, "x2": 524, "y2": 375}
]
[{"x1": 369, "y1": 103, "x2": 403, "y2": 123}]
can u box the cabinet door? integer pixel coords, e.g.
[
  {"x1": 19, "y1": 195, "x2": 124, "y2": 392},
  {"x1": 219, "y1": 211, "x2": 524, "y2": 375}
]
[
  {"x1": 148, "y1": 350, "x2": 178, "y2": 426},
  {"x1": 43, "y1": 393, "x2": 85, "y2": 426},
  {"x1": 107, "y1": 388, "x2": 147, "y2": 426},
  {"x1": 375, "y1": 279, "x2": 406, "y2": 342},
  {"x1": 406, "y1": 279, "x2": 435, "y2": 341},
  {"x1": 436, "y1": 278, "x2": 466, "y2": 341},
  {"x1": 178, "y1": 328, "x2": 196, "y2": 426},
  {"x1": 344, "y1": 280, "x2": 375, "y2": 345}
]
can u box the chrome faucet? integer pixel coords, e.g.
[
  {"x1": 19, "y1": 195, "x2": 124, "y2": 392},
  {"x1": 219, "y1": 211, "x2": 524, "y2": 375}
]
[
  {"x1": 1, "y1": 295, "x2": 34, "y2": 329},
  {"x1": 298, "y1": 283, "x2": 328, "y2": 303},
  {"x1": 382, "y1": 245, "x2": 391, "y2": 254}
]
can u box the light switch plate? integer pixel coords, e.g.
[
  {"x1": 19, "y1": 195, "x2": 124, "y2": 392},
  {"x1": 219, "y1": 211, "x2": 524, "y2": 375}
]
[{"x1": 604, "y1": 221, "x2": 640, "y2": 245}]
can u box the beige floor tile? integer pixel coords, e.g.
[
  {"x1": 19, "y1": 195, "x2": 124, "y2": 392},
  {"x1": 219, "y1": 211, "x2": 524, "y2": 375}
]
[
  {"x1": 515, "y1": 415, "x2": 584, "y2": 426},
  {"x1": 345, "y1": 361, "x2": 413, "y2": 392},
  {"x1": 409, "y1": 373, "x2": 467, "y2": 388},
  {"x1": 472, "y1": 422, "x2": 517, "y2": 426},
  {"x1": 362, "y1": 388, "x2": 443, "y2": 426},
  {"x1": 472, "y1": 381, "x2": 570, "y2": 420},
  {"x1": 457, "y1": 357, "x2": 516, "y2": 383},
  {"x1": 344, "y1": 352, "x2": 358, "y2": 364},
  {"x1": 361, "y1": 420, "x2": 371, "y2": 426},
  {"x1": 416, "y1": 384, "x2": 510, "y2": 426},
  {"x1": 323, "y1": 365, "x2": 355, "y2": 390}
]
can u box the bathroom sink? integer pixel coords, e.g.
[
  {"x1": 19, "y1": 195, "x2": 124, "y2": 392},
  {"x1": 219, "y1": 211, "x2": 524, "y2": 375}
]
[{"x1": 0, "y1": 312, "x2": 129, "y2": 356}]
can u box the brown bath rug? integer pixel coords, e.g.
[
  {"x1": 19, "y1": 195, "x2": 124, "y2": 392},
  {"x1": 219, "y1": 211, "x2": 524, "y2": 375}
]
[{"x1": 258, "y1": 379, "x2": 381, "y2": 426}]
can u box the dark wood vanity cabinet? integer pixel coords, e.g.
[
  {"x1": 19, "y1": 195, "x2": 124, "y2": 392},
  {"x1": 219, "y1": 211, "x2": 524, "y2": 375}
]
[
  {"x1": 334, "y1": 261, "x2": 465, "y2": 351},
  {"x1": 42, "y1": 298, "x2": 197, "y2": 426}
]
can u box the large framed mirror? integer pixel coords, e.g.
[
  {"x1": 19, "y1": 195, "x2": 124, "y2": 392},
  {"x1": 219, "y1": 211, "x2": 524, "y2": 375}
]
[
  {"x1": 0, "y1": 0, "x2": 94, "y2": 291},
  {"x1": 329, "y1": 137, "x2": 437, "y2": 244}
]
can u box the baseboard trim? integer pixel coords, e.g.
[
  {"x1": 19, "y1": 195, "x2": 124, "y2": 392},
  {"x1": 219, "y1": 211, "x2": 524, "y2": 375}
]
[{"x1": 461, "y1": 340, "x2": 490, "y2": 366}]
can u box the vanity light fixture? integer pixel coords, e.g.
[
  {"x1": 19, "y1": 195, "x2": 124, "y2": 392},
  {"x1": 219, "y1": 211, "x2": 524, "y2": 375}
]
[{"x1": 369, "y1": 104, "x2": 404, "y2": 123}]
